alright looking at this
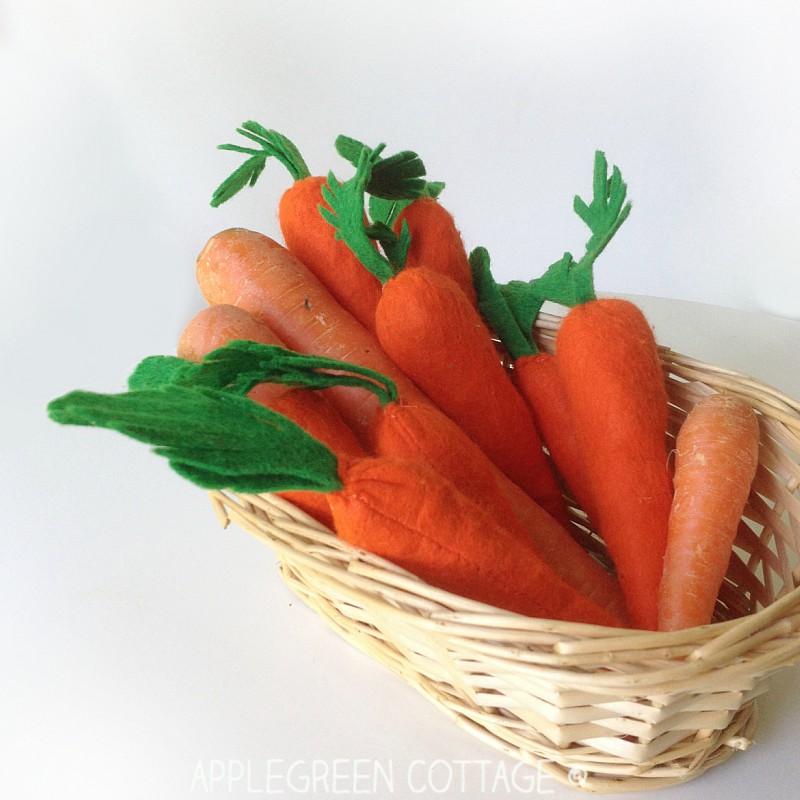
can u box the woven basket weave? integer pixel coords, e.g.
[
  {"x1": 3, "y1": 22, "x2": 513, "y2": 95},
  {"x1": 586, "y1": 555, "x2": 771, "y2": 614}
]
[{"x1": 208, "y1": 311, "x2": 800, "y2": 793}]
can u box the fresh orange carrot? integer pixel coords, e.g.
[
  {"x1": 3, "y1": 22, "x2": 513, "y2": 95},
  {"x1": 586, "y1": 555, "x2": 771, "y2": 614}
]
[
  {"x1": 195, "y1": 227, "x2": 432, "y2": 443},
  {"x1": 373, "y1": 402, "x2": 629, "y2": 622},
  {"x1": 330, "y1": 455, "x2": 624, "y2": 626},
  {"x1": 321, "y1": 150, "x2": 570, "y2": 526},
  {"x1": 394, "y1": 196, "x2": 477, "y2": 306},
  {"x1": 555, "y1": 298, "x2": 674, "y2": 630},
  {"x1": 658, "y1": 393, "x2": 760, "y2": 631},
  {"x1": 176, "y1": 303, "x2": 366, "y2": 527},
  {"x1": 177, "y1": 304, "x2": 284, "y2": 389}
]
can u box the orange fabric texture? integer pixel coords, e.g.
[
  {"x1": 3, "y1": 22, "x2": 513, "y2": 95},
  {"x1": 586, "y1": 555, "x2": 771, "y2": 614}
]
[
  {"x1": 280, "y1": 176, "x2": 383, "y2": 332},
  {"x1": 373, "y1": 402, "x2": 629, "y2": 622},
  {"x1": 374, "y1": 266, "x2": 569, "y2": 526},
  {"x1": 330, "y1": 456, "x2": 624, "y2": 627},
  {"x1": 395, "y1": 197, "x2": 478, "y2": 307},
  {"x1": 514, "y1": 352, "x2": 599, "y2": 525},
  {"x1": 556, "y1": 298, "x2": 673, "y2": 630}
]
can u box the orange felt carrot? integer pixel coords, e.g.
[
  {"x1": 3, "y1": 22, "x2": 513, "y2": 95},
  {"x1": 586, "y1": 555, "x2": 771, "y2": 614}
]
[
  {"x1": 195, "y1": 227, "x2": 433, "y2": 443},
  {"x1": 266, "y1": 388, "x2": 366, "y2": 527},
  {"x1": 470, "y1": 153, "x2": 633, "y2": 530},
  {"x1": 394, "y1": 196, "x2": 478, "y2": 306},
  {"x1": 658, "y1": 393, "x2": 760, "y2": 631},
  {"x1": 49, "y1": 345, "x2": 624, "y2": 628},
  {"x1": 373, "y1": 402, "x2": 629, "y2": 622},
  {"x1": 512, "y1": 352, "x2": 599, "y2": 523},
  {"x1": 375, "y1": 268, "x2": 569, "y2": 527},
  {"x1": 330, "y1": 455, "x2": 624, "y2": 627},
  {"x1": 555, "y1": 298, "x2": 674, "y2": 630},
  {"x1": 210, "y1": 124, "x2": 434, "y2": 331},
  {"x1": 279, "y1": 175, "x2": 383, "y2": 330},
  {"x1": 176, "y1": 303, "x2": 366, "y2": 527},
  {"x1": 320, "y1": 149, "x2": 570, "y2": 526}
]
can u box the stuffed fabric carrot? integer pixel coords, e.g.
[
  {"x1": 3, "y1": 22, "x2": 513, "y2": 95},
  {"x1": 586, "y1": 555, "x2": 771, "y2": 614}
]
[
  {"x1": 556, "y1": 298, "x2": 674, "y2": 630},
  {"x1": 470, "y1": 151, "x2": 632, "y2": 529},
  {"x1": 373, "y1": 402, "x2": 629, "y2": 622},
  {"x1": 319, "y1": 146, "x2": 570, "y2": 527},
  {"x1": 393, "y1": 197, "x2": 478, "y2": 307},
  {"x1": 47, "y1": 343, "x2": 624, "y2": 627},
  {"x1": 658, "y1": 393, "x2": 760, "y2": 631}
]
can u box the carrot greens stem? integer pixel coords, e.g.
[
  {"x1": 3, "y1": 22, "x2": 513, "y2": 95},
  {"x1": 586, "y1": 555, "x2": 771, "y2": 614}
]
[
  {"x1": 48, "y1": 341, "x2": 405, "y2": 494},
  {"x1": 479, "y1": 150, "x2": 631, "y2": 357},
  {"x1": 211, "y1": 122, "x2": 312, "y2": 206},
  {"x1": 320, "y1": 147, "x2": 408, "y2": 282}
]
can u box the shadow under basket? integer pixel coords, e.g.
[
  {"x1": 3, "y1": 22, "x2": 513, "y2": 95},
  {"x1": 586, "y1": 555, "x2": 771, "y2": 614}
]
[{"x1": 208, "y1": 312, "x2": 800, "y2": 793}]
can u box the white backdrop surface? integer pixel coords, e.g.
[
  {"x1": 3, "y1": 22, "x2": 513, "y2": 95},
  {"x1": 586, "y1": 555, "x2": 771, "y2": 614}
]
[{"x1": 3, "y1": 2, "x2": 800, "y2": 799}]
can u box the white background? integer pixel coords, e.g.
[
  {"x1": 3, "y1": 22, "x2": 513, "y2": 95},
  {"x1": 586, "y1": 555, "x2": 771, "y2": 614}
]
[{"x1": 3, "y1": 2, "x2": 800, "y2": 799}]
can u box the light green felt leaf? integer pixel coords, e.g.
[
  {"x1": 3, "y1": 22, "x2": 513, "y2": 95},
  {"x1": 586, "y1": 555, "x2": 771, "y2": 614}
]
[
  {"x1": 47, "y1": 386, "x2": 342, "y2": 494},
  {"x1": 320, "y1": 149, "x2": 398, "y2": 284},
  {"x1": 131, "y1": 342, "x2": 399, "y2": 404},
  {"x1": 211, "y1": 122, "x2": 311, "y2": 207},
  {"x1": 469, "y1": 247, "x2": 536, "y2": 359}
]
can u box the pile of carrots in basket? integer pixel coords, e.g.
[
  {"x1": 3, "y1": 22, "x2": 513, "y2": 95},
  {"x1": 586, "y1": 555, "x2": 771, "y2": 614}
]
[{"x1": 48, "y1": 123, "x2": 761, "y2": 632}]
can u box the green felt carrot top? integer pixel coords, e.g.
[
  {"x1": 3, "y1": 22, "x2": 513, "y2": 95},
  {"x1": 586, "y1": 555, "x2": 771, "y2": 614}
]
[
  {"x1": 210, "y1": 121, "x2": 435, "y2": 210},
  {"x1": 47, "y1": 342, "x2": 398, "y2": 495},
  {"x1": 471, "y1": 150, "x2": 632, "y2": 360}
]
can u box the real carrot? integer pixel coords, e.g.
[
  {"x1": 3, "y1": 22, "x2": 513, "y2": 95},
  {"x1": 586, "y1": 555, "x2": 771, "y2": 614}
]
[
  {"x1": 194, "y1": 227, "x2": 432, "y2": 443},
  {"x1": 658, "y1": 393, "x2": 760, "y2": 631},
  {"x1": 556, "y1": 298, "x2": 674, "y2": 630}
]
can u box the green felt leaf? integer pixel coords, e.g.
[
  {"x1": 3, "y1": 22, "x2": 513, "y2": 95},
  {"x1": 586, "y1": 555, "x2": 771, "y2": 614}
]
[
  {"x1": 469, "y1": 247, "x2": 536, "y2": 359},
  {"x1": 491, "y1": 150, "x2": 632, "y2": 348},
  {"x1": 132, "y1": 342, "x2": 399, "y2": 405},
  {"x1": 210, "y1": 121, "x2": 311, "y2": 207},
  {"x1": 47, "y1": 386, "x2": 342, "y2": 494},
  {"x1": 128, "y1": 356, "x2": 192, "y2": 390},
  {"x1": 320, "y1": 149, "x2": 398, "y2": 284},
  {"x1": 571, "y1": 150, "x2": 632, "y2": 274},
  {"x1": 334, "y1": 134, "x2": 427, "y2": 201}
]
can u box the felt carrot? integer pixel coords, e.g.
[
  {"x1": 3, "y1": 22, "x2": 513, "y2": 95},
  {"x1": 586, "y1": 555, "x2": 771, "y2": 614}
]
[
  {"x1": 470, "y1": 151, "x2": 632, "y2": 528},
  {"x1": 210, "y1": 123, "x2": 431, "y2": 331},
  {"x1": 373, "y1": 402, "x2": 630, "y2": 622},
  {"x1": 176, "y1": 304, "x2": 366, "y2": 527},
  {"x1": 47, "y1": 346, "x2": 624, "y2": 627},
  {"x1": 658, "y1": 393, "x2": 760, "y2": 631},
  {"x1": 556, "y1": 298, "x2": 674, "y2": 630},
  {"x1": 319, "y1": 147, "x2": 570, "y2": 526},
  {"x1": 332, "y1": 455, "x2": 623, "y2": 626},
  {"x1": 393, "y1": 197, "x2": 477, "y2": 307},
  {"x1": 194, "y1": 226, "x2": 432, "y2": 443}
]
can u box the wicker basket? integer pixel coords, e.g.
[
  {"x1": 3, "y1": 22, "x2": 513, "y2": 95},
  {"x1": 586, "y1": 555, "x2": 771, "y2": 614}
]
[{"x1": 208, "y1": 311, "x2": 800, "y2": 793}]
